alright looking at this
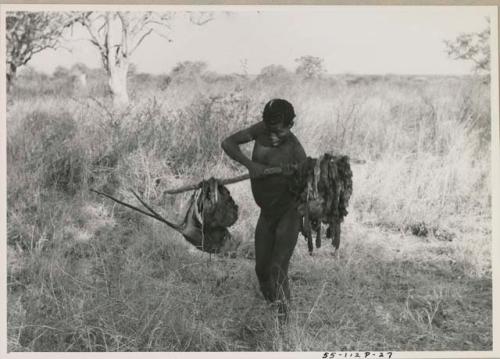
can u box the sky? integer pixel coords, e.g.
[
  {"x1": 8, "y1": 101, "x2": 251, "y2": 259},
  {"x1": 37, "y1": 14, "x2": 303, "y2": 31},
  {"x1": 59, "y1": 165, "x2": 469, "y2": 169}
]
[{"x1": 28, "y1": 6, "x2": 492, "y2": 76}]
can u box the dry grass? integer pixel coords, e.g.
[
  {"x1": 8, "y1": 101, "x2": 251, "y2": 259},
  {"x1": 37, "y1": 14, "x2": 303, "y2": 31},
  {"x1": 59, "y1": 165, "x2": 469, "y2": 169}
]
[{"x1": 6, "y1": 72, "x2": 492, "y2": 351}]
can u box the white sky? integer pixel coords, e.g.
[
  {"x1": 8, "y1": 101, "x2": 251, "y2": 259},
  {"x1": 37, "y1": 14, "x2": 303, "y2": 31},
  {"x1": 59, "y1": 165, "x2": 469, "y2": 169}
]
[{"x1": 28, "y1": 6, "x2": 492, "y2": 75}]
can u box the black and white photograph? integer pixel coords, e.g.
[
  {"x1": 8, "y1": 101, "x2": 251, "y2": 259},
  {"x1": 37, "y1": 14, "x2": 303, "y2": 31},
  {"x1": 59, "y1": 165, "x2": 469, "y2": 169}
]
[{"x1": 2, "y1": 4, "x2": 498, "y2": 356}]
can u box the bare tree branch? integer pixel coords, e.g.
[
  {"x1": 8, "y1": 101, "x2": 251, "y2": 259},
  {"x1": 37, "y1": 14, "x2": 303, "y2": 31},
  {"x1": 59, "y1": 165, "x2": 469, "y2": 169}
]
[{"x1": 129, "y1": 28, "x2": 153, "y2": 55}]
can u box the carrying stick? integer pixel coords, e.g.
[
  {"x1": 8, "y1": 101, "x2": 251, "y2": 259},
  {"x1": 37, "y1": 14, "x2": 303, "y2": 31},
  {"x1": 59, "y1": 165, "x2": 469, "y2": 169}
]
[
  {"x1": 162, "y1": 154, "x2": 366, "y2": 195},
  {"x1": 163, "y1": 167, "x2": 283, "y2": 195}
]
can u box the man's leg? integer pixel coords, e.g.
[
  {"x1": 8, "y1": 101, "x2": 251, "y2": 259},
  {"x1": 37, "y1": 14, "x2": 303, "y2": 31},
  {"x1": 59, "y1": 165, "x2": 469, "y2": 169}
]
[
  {"x1": 270, "y1": 206, "x2": 301, "y2": 309},
  {"x1": 254, "y1": 212, "x2": 276, "y2": 302}
]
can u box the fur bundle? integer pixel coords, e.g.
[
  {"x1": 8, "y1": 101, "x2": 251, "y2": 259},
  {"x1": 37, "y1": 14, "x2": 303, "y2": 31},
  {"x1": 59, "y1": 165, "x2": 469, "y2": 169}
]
[{"x1": 291, "y1": 153, "x2": 353, "y2": 254}]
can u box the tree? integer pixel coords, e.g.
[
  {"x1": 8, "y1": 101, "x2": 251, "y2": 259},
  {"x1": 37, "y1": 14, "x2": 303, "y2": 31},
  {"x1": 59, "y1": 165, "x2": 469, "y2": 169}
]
[
  {"x1": 53, "y1": 65, "x2": 70, "y2": 79},
  {"x1": 445, "y1": 20, "x2": 490, "y2": 74},
  {"x1": 6, "y1": 11, "x2": 77, "y2": 91},
  {"x1": 74, "y1": 12, "x2": 171, "y2": 108},
  {"x1": 170, "y1": 61, "x2": 207, "y2": 82},
  {"x1": 75, "y1": 11, "x2": 213, "y2": 109},
  {"x1": 295, "y1": 55, "x2": 326, "y2": 79},
  {"x1": 256, "y1": 64, "x2": 291, "y2": 82},
  {"x1": 70, "y1": 62, "x2": 89, "y2": 75}
]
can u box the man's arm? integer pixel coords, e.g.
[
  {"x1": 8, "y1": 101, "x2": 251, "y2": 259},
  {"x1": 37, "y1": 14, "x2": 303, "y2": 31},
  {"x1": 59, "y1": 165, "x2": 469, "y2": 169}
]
[{"x1": 221, "y1": 122, "x2": 268, "y2": 178}]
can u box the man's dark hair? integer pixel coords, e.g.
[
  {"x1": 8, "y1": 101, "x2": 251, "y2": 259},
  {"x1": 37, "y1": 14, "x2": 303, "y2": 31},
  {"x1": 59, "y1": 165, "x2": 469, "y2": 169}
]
[{"x1": 263, "y1": 99, "x2": 296, "y2": 126}]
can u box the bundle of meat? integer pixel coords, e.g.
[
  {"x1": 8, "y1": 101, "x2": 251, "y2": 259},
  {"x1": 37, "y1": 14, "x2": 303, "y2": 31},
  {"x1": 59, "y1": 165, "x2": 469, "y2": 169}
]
[
  {"x1": 91, "y1": 177, "x2": 239, "y2": 254},
  {"x1": 292, "y1": 153, "x2": 353, "y2": 254}
]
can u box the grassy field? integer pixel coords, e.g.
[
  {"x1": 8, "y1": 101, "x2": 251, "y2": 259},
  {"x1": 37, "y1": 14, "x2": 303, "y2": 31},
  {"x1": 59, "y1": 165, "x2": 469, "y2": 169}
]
[{"x1": 6, "y1": 70, "x2": 492, "y2": 351}]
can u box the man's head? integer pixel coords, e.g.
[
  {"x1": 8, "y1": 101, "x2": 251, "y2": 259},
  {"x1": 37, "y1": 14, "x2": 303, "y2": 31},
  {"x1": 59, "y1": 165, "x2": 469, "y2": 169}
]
[{"x1": 262, "y1": 99, "x2": 296, "y2": 143}]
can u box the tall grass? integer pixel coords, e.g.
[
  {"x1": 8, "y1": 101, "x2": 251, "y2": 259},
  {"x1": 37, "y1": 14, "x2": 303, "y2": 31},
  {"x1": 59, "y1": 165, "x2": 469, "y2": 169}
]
[{"x1": 7, "y1": 72, "x2": 492, "y2": 351}]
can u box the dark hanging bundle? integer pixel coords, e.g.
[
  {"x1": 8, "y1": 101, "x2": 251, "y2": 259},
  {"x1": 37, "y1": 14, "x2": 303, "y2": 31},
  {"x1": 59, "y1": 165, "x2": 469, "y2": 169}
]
[
  {"x1": 197, "y1": 178, "x2": 238, "y2": 229},
  {"x1": 291, "y1": 153, "x2": 353, "y2": 254},
  {"x1": 185, "y1": 177, "x2": 239, "y2": 253},
  {"x1": 91, "y1": 177, "x2": 239, "y2": 254}
]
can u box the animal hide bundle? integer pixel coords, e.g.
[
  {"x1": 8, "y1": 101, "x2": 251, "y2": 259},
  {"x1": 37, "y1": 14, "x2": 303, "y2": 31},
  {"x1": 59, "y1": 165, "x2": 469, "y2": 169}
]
[
  {"x1": 179, "y1": 178, "x2": 238, "y2": 253},
  {"x1": 291, "y1": 153, "x2": 353, "y2": 254},
  {"x1": 197, "y1": 178, "x2": 238, "y2": 229},
  {"x1": 91, "y1": 177, "x2": 239, "y2": 254}
]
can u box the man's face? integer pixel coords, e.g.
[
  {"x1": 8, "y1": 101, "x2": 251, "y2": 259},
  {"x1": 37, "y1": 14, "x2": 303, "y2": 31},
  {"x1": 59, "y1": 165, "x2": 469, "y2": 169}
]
[{"x1": 265, "y1": 117, "x2": 294, "y2": 146}]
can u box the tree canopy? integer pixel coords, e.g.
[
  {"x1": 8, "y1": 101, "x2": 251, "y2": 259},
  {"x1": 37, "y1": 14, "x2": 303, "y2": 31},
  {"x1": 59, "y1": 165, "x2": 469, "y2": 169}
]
[
  {"x1": 445, "y1": 20, "x2": 490, "y2": 74},
  {"x1": 6, "y1": 11, "x2": 78, "y2": 89},
  {"x1": 295, "y1": 56, "x2": 326, "y2": 79}
]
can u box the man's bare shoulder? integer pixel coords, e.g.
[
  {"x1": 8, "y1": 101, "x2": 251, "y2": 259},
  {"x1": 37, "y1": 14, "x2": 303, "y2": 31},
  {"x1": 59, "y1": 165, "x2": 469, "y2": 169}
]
[
  {"x1": 289, "y1": 132, "x2": 304, "y2": 146},
  {"x1": 247, "y1": 121, "x2": 267, "y2": 138},
  {"x1": 289, "y1": 132, "x2": 307, "y2": 160},
  {"x1": 223, "y1": 121, "x2": 266, "y2": 145}
]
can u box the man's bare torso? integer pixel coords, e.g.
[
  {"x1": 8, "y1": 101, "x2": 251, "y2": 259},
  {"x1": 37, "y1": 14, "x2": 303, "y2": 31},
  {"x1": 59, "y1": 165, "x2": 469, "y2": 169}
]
[{"x1": 250, "y1": 122, "x2": 306, "y2": 217}]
